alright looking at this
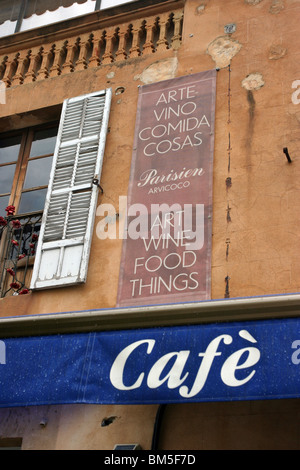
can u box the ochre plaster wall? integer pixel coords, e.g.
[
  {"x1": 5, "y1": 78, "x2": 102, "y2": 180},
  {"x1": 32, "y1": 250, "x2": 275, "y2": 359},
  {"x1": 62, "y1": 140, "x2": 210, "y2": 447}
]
[
  {"x1": 0, "y1": 404, "x2": 159, "y2": 450},
  {"x1": 0, "y1": 0, "x2": 300, "y2": 317},
  {"x1": 1, "y1": 0, "x2": 300, "y2": 318},
  {"x1": 0, "y1": 399, "x2": 299, "y2": 450}
]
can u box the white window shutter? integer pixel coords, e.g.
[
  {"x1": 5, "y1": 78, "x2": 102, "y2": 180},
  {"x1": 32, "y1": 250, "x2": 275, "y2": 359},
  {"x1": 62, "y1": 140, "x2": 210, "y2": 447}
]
[{"x1": 30, "y1": 88, "x2": 112, "y2": 290}]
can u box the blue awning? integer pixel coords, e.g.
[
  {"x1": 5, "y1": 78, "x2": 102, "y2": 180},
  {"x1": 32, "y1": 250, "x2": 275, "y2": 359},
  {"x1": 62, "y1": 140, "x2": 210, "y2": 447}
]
[{"x1": 0, "y1": 317, "x2": 299, "y2": 407}]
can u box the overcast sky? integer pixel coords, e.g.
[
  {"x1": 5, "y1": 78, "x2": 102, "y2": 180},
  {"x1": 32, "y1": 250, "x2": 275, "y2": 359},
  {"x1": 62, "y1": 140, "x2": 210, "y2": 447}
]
[{"x1": 101, "y1": 0, "x2": 136, "y2": 8}]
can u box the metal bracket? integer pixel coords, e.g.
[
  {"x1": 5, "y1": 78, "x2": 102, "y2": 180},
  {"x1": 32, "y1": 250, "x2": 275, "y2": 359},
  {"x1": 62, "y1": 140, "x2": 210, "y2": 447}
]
[
  {"x1": 283, "y1": 147, "x2": 292, "y2": 163},
  {"x1": 92, "y1": 178, "x2": 104, "y2": 193}
]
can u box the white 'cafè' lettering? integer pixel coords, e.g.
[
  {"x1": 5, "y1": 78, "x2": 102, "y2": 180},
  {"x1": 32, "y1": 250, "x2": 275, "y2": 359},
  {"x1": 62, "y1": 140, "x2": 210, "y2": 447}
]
[{"x1": 109, "y1": 331, "x2": 261, "y2": 398}]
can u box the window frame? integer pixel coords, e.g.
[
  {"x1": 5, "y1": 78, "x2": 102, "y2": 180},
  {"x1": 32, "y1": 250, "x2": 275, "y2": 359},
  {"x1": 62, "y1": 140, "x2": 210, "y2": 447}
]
[
  {"x1": 0, "y1": 121, "x2": 59, "y2": 217},
  {"x1": 0, "y1": 122, "x2": 59, "y2": 298},
  {"x1": 0, "y1": 130, "x2": 27, "y2": 214}
]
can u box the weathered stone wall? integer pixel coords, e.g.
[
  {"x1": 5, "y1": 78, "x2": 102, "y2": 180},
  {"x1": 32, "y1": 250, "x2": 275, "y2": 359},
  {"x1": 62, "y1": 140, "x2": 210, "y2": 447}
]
[
  {"x1": 0, "y1": 0, "x2": 299, "y2": 314},
  {"x1": 0, "y1": 0, "x2": 299, "y2": 450}
]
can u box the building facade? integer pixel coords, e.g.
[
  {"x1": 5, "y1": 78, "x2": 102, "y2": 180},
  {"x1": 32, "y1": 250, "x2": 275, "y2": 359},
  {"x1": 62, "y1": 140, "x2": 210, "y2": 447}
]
[{"x1": 0, "y1": 0, "x2": 299, "y2": 450}]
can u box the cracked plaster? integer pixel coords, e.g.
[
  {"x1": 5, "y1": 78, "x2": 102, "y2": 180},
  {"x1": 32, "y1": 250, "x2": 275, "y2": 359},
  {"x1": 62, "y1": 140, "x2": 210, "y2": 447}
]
[
  {"x1": 242, "y1": 73, "x2": 265, "y2": 91},
  {"x1": 207, "y1": 36, "x2": 242, "y2": 69}
]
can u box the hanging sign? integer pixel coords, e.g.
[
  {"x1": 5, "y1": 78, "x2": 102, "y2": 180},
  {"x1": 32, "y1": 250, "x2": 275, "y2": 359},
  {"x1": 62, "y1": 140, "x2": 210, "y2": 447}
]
[
  {"x1": 117, "y1": 70, "x2": 216, "y2": 307},
  {"x1": 0, "y1": 317, "x2": 299, "y2": 407}
]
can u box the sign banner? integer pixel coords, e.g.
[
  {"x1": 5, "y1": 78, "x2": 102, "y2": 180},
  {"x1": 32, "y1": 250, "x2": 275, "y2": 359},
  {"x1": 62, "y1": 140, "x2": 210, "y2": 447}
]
[
  {"x1": 0, "y1": 317, "x2": 299, "y2": 407},
  {"x1": 117, "y1": 70, "x2": 216, "y2": 307}
]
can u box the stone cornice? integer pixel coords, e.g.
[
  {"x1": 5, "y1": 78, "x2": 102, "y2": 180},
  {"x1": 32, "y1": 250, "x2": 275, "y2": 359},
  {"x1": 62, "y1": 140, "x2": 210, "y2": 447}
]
[{"x1": 0, "y1": 293, "x2": 299, "y2": 338}]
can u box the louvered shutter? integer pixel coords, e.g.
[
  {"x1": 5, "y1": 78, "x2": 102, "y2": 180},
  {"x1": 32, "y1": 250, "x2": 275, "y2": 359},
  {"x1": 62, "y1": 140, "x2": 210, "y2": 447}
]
[{"x1": 30, "y1": 88, "x2": 112, "y2": 290}]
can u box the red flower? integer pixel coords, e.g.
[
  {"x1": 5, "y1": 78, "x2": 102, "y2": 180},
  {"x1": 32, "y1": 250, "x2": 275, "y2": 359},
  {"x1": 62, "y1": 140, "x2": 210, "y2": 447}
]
[
  {"x1": 29, "y1": 243, "x2": 35, "y2": 248},
  {"x1": 18, "y1": 254, "x2": 26, "y2": 260},
  {"x1": 10, "y1": 282, "x2": 20, "y2": 289},
  {"x1": 11, "y1": 240, "x2": 19, "y2": 246},
  {"x1": 0, "y1": 216, "x2": 7, "y2": 227},
  {"x1": 5, "y1": 205, "x2": 15, "y2": 216},
  {"x1": 12, "y1": 219, "x2": 21, "y2": 229},
  {"x1": 19, "y1": 288, "x2": 29, "y2": 295},
  {"x1": 6, "y1": 268, "x2": 15, "y2": 276},
  {"x1": 32, "y1": 234, "x2": 39, "y2": 241}
]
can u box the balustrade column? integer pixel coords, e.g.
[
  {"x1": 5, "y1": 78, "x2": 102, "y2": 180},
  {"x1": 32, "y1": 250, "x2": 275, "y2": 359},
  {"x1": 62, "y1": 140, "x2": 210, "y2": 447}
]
[
  {"x1": 49, "y1": 41, "x2": 66, "y2": 77},
  {"x1": 0, "y1": 56, "x2": 7, "y2": 81},
  {"x1": 23, "y1": 47, "x2": 42, "y2": 84},
  {"x1": 142, "y1": 17, "x2": 157, "y2": 55},
  {"x1": 11, "y1": 50, "x2": 31, "y2": 86},
  {"x1": 102, "y1": 29, "x2": 118, "y2": 64},
  {"x1": 36, "y1": 45, "x2": 54, "y2": 80},
  {"x1": 75, "y1": 34, "x2": 92, "y2": 71},
  {"x1": 89, "y1": 31, "x2": 105, "y2": 67},
  {"x1": 171, "y1": 10, "x2": 183, "y2": 50},
  {"x1": 61, "y1": 39, "x2": 78, "y2": 74},
  {"x1": 129, "y1": 21, "x2": 142, "y2": 58},
  {"x1": 1, "y1": 54, "x2": 19, "y2": 87},
  {"x1": 156, "y1": 14, "x2": 171, "y2": 52},
  {"x1": 115, "y1": 26, "x2": 130, "y2": 61}
]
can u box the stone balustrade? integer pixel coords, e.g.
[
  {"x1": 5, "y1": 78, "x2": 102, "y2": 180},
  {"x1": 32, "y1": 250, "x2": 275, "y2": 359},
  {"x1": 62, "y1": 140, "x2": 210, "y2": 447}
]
[{"x1": 0, "y1": 9, "x2": 183, "y2": 87}]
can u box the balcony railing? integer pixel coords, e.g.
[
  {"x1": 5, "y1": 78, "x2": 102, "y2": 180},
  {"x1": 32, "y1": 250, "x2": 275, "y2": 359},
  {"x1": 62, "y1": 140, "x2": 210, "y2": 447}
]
[
  {"x1": 0, "y1": 206, "x2": 42, "y2": 297},
  {"x1": 0, "y1": 9, "x2": 183, "y2": 87}
]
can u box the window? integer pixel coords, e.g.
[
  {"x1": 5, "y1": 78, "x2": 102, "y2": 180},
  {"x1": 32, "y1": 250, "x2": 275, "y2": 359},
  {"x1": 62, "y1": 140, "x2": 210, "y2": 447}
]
[
  {"x1": 0, "y1": 88, "x2": 112, "y2": 296},
  {"x1": 0, "y1": 0, "x2": 138, "y2": 38},
  {"x1": 0, "y1": 123, "x2": 58, "y2": 297},
  {"x1": 0, "y1": 133, "x2": 22, "y2": 215},
  {"x1": 0, "y1": 124, "x2": 58, "y2": 216}
]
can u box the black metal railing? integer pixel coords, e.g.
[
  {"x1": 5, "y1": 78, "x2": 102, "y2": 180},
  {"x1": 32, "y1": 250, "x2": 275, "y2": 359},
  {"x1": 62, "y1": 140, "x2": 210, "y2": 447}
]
[{"x1": 0, "y1": 205, "x2": 42, "y2": 297}]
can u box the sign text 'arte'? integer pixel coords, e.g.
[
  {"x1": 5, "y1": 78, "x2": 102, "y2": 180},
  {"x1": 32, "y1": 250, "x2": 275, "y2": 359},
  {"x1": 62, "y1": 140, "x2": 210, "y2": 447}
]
[{"x1": 138, "y1": 85, "x2": 210, "y2": 157}]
